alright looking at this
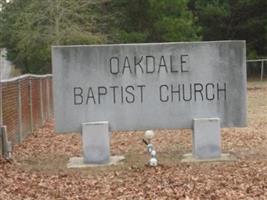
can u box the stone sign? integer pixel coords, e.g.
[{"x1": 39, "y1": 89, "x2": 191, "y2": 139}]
[{"x1": 52, "y1": 41, "x2": 247, "y2": 133}]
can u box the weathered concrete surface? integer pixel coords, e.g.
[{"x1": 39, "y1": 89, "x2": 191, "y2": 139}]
[
  {"x1": 181, "y1": 153, "x2": 236, "y2": 163},
  {"x1": 67, "y1": 156, "x2": 125, "y2": 168},
  {"x1": 82, "y1": 121, "x2": 110, "y2": 164},
  {"x1": 193, "y1": 118, "x2": 221, "y2": 159},
  {"x1": 52, "y1": 41, "x2": 247, "y2": 132}
]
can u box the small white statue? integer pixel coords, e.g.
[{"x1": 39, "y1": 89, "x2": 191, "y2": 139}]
[{"x1": 143, "y1": 130, "x2": 158, "y2": 167}]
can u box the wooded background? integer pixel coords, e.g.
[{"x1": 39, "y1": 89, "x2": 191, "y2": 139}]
[{"x1": 0, "y1": 0, "x2": 266, "y2": 74}]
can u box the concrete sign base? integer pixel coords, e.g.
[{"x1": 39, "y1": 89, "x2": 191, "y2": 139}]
[
  {"x1": 181, "y1": 153, "x2": 235, "y2": 163},
  {"x1": 192, "y1": 118, "x2": 221, "y2": 159},
  {"x1": 67, "y1": 156, "x2": 125, "y2": 168},
  {"x1": 82, "y1": 121, "x2": 110, "y2": 164}
]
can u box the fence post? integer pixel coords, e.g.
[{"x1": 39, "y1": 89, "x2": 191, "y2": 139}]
[
  {"x1": 17, "y1": 80, "x2": 23, "y2": 143},
  {"x1": 39, "y1": 78, "x2": 44, "y2": 125},
  {"x1": 0, "y1": 83, "x2": 2, "y2": 126},
  {"x1": 0, "y1": 49, "x2": 3, "y2": 127},
  {"x1": 0, "y1": 80, "x2": 3, "y2": 155},
  {"x1": 50, "y1": 77, "x2": 53, "y2": 116},
  {"x1": 46, "y1": 78, "x2": 50, "y2": 118},
  {"x1": 0, "y1": 85, "x2": 2, "y2": 128},
  {"x1": 261, "y1": 60, "x2": 264, "y2": 81},
  {"x1": 29, "y1": 78, "x2": 34, "y2": 132}
]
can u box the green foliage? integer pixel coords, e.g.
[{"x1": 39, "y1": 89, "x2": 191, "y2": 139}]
[
  {"x1": 190, "y1": 0, "x2": 267, "y2": 58},
  {"x1": 109, "y1": 0, "x2": 201, "y2": 43},
  {"x1": 0, "y1": 0, "x2": 201, "y2": 73},
  {"x1": 149, "y1": 0, "x2": 201, "y2": 42},
  {"x1": 0, "y1": 0, "x2": 105, "y2": 73},
  {"x1": 1, "y1": 0, "x2": 266, "y2": 73}
]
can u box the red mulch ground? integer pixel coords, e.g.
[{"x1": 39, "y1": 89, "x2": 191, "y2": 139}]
[{"x1": 0, "y1": 81, "x2": 266, "y2": 200}]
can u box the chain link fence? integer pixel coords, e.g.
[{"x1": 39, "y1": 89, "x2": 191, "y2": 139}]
[
  {"x1": 247, "y1": 59, "x2": 267, "y2": 81},
  {"x1": 0, "y1": 74, "x2": 53, "y2": 153}
]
